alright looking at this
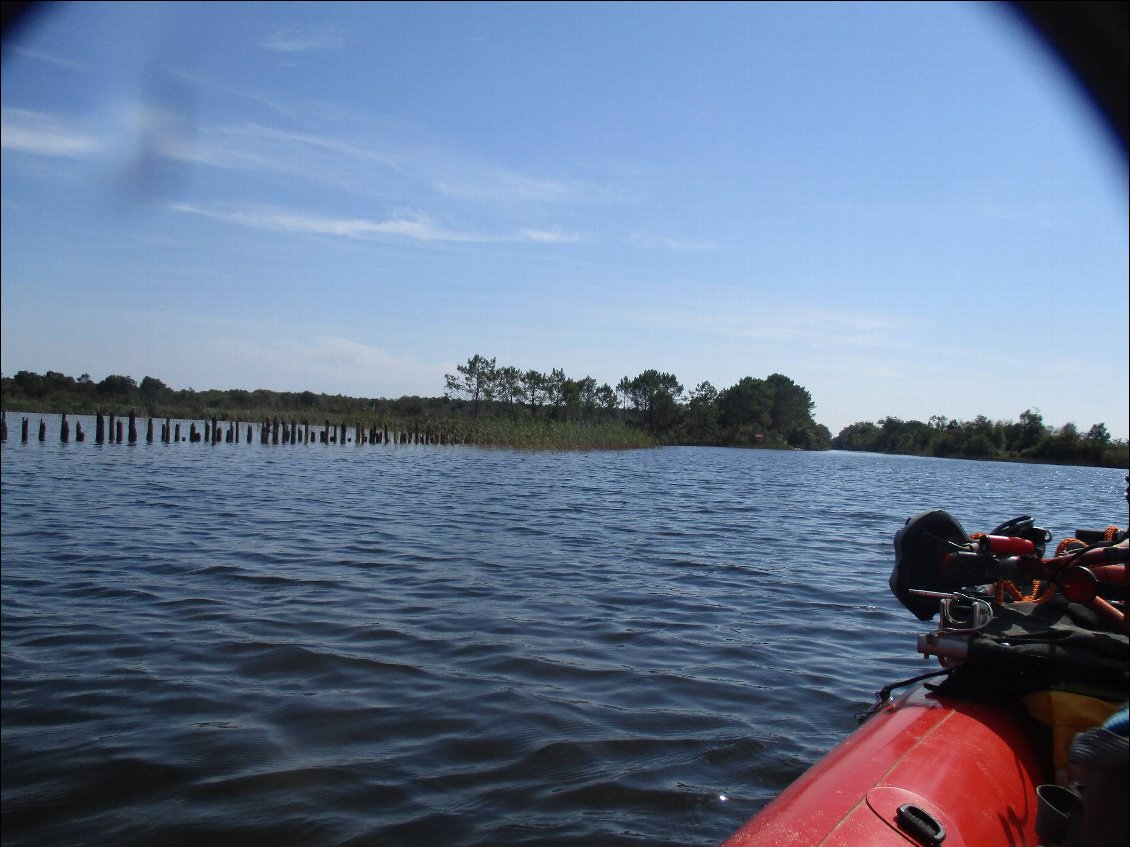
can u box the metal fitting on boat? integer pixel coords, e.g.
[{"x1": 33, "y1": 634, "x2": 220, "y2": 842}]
[{"x1": 917, "y1": 631, "x2": 970, "y2": 666}]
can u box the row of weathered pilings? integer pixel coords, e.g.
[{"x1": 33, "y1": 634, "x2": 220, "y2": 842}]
[{"x1": 0, "y1": 410, "x2": 467, "y2": 446}]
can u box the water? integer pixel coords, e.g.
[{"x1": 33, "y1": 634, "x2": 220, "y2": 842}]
[{"x1": 2, "y1": 423, "x2": 1125, "y2": 846}]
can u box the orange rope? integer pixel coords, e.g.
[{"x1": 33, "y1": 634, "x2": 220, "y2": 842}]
[
  {"x1": 1104, "y1": 525, "x2": 1121, "y2": 542},
  {"x1": 994, "y1": 579, "x2": 1055, "y2": 604},
  {"x1": 1056, "y1": 538, "x2": 1085, "y2": 556}
]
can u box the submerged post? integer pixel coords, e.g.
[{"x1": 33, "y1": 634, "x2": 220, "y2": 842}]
[
  {"x1": 96, "y1": 412, "x2": 105, "y2": 444},
  {"x1": 128, "y1": 410, "x2": 137, "y2": 444},
  {"x1": 60, "y1": 414, "x2": 70, "y2": 443}
]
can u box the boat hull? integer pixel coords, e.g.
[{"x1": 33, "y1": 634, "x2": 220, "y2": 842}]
[{"x1": 721, "y1": 684, "x2": 1049, "y2": 847}]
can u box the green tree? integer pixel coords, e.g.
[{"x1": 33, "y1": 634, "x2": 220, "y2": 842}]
[
  {"x1": 13, "y1": 370, "x2": 47, "y2": 397},
  {"x1": 766, "y1": 373, "x2": 814, "y2": 434},
  {"x1": 139, "y1": 376, "x2": 171, "y2": 407},
  {"x1": 624, "y1": 370, "x2": 684, "y2": 434},
  {"x1": 596, "y1": 383, "x2": 617, "y2": 420},
  {"x1": 97, "y1": 374, "x2": 138, "y2": 398},
  {"x1": 523, "y1": 370, "x2": 548, "y2": 416},
  {"x1": 546, "y1": 368, "x2": 567, "y2": 419},
  {"x1": 717, "y1": 376, "x2": 772, "y2": 443},
  {"x1": 683, "y1": 381, "x2": 719, "y2": 444},
  {"x1": 444, "y1": 354, "x2": 497, "y2": 418},
  {"x1": 495, "y1": 365, "x2": 525, "y2": 415},
  {"x1": 1085, "y1": 423, "x2": 1110, "y2": 445},
  {"x1": 788, "y1": 423, "x2": 832, "y2": 450},
  {"x1": 1016, "y1": 409, "x2": 1047, "y2": 452}
]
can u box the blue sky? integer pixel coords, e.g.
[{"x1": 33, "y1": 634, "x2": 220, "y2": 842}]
[{"x1": 2, "y1": 1, "x2": 1126, "y2": 438}]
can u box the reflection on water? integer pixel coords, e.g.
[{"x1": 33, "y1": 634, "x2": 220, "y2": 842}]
[{"x1": 2, "y1": 432, "x2": 1124, "y2": 846}]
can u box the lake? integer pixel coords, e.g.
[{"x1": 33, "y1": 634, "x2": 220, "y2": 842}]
[{"x1": 2, "y1": 422, "x2": 1125, "y2": 846}]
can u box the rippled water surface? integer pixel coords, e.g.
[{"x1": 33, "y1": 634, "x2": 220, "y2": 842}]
[{"x1": 2, "y1": 426, "x2": 1125, "y2": 846}]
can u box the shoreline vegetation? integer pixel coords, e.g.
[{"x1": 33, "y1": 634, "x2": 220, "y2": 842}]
[{"x1": 1, "y1": 360, "x2": 1125, "y2": 467}]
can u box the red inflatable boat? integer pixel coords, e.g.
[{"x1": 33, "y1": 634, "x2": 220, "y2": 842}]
[
  {"x1": 721, "y1": 683, "x2": 1046, "y2": 846},
  {"x1": 720, "y1": 511, "x2": 1128, "y2": 847}
]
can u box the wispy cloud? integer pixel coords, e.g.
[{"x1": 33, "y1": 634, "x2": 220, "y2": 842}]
[
  {"x1": 172, "y1": 201, "x2": 585, "y2": 246},
  {"x1": 136, "y1": 86, "x2": 627, "y2": 212},
  {"x1": 259, "y1": 24, "x2": 346, "y2": 53},
  {"x1": 434, "y1": 171, "x2": 592, "y2": 204},
  {"x1": 9, "y1": 46, "x2": 86, "y2": 71},
  {"x1": 210, "y1": 122, "x2": 611, "y2": 209},
  {"x1": 168, "y1": 69, "x2": 300, "y2": 121},
  {"x1": 522, "y1": 228, "x2": 585, "y2": 244},
  {"x1": 1, "y1": 108, "x2": 101, "y2": 157},
  {"x1": 170, "y1": 202, "x2": 503, "y2": 243}
]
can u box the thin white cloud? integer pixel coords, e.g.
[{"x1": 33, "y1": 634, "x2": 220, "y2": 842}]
[
  {"x1": 0, "y1": 108, "x2": 101, "y2": 157},
  {"x1": 170, "y1": 202, "x2": 502, "y2": 243},
  {"x1": 259, "y1": 24, "x2": 346, "y2": 53},
  {"x1": 434, "y1": 172, "x2": 587, "y2": 204},
  {"x1": 143, "y1": 109, "x2": 625, "y2": 215},
  {"x1": 521, "y1": 228, "x2": 585, "y2": 244},
  {"x1": 168, "y1": 68, "x2": 300, "y2": 121},
  {"x1": 9, "y1": 46, "x2": 86, "y2": 71},
  {"x1": 227, "y1": 123, "x2": 607, "y2": 207}
]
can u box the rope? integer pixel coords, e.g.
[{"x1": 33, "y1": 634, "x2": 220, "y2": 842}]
[{"x1": 994, "y1": 578, "x2": 1056, "y2": 604}]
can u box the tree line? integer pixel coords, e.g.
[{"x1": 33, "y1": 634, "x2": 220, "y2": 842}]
[
  {"x1": 1, "y1": 360, "x2": 831, "y2": 450},
  {"x1": 832, "y1": 410, "x2": 1127, "y2": 468},
  {"x1": 441, "y1": 354, "x2": 830, "y2": 448},
  {"x1": 8, "y1": 365, "x2": 1122, "y2": 466}
]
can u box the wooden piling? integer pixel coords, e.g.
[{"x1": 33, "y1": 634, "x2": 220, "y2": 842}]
[
  {"x1": 38, "y1": 419, "x2": 46, "y2": 441},
  {"x1": 116, "y1": 420, "x2": 124, "y2": 442},
  {"x1": 60, "y1": 415, "x2": 70, "y2": 443},
  {"x1": 146, "y1": 418, "x2": 154, "y2": 444},
  {"x1": 75, "y1": 421, "x2": 84, "y2": 442},
  {"x1": 22, "y1": 417, "x2": 29, "y2": 443},
  {"x1": 0, "y1": 411, "x2": 6, "y2": 442},
  {"x1": 128, "y1": 410, "x2": 137, "y2": 444}
]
